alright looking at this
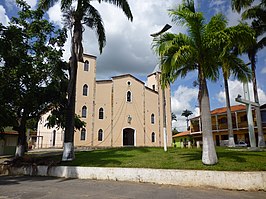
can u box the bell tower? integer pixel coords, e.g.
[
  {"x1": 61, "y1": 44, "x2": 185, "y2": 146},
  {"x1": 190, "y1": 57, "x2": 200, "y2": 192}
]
[{"x1": 74, "y1": 54, "x2": 97, "y2": 146}]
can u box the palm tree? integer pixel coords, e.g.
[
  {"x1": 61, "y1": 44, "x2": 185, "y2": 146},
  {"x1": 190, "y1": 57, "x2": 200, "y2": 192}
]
[
  {"x1": 208, "y1": 15, "x2": 254, "y2": 147},
  {"x1": 232, "y1": 0, "x2": 266, "y2": 147},
  {"x1": 40, "y1": 0, "x2": 133, "y2": 160},
  {"x1": 181, "y1": 109, "x2": 193, "y2": 130},
  {"x1": 153, "y1": 0, "x2": 221, "y2": 165}
]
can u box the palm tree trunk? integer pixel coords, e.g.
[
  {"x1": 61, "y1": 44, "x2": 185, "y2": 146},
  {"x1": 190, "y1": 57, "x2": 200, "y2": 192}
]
[
  {"x1": 62, "y1": 18, "x2": 83, "y2": 161},
  {"x1": 251, "y1": 60, "x2": 265, "y2": 147},
  {"x1": 199, "y1": 68, "x2": 218, "y2": 165},
  {"x1": 223, "y1": 73, "x2": 235, "y2": 147}
]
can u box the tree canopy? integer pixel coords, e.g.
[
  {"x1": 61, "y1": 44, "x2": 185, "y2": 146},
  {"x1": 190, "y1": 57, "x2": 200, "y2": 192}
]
[{"x1": 0, "y1": 0, "x2": 68, "y2": 156}]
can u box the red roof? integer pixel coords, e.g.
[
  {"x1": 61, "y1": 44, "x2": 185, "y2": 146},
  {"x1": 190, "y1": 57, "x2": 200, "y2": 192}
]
[
  {"x1": 172, "y1": 131, "x2": 190, "y2": 138},
  {"x1": 0, "y1": 131, "x2": 18, "y2": 135},
  {"x1": 211, "y1": 105, "x2": 246, "y2": 115}
]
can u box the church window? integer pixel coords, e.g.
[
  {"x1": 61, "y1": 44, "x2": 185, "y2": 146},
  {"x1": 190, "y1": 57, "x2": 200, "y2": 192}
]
[
  {"x1": 84, "y1": 60, "x2": 89, "y2": 71},
  {"x1": 80, "y1": 128, "x2": 86, "y2": 140},
  {"x1": 151, "y1": 113, "x2": 155, "y2": 124},
  {"x1": 99, "y1": 108, "x2": 104, "y2": 119},
  {"x1": 83, "y1": 84, "x2": 88, "y2": 96},
  {"x1": 82, "y1": 106, "x2": 87, "y2": 118},
  {"x1": 151, "y1": 132, "x2": 155, "y2": 142},
  {"x1": 98, "y1": 129, "x2": 103, "y2": 141},
  {"x1": 127, "y1": 91, "x2": 132, "y2": 102}
]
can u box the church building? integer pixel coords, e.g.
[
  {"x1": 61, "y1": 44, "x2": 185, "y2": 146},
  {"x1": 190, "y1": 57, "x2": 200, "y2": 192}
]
[{"x1": 37, "y1": 54, "x2": 172, "y2": 148}]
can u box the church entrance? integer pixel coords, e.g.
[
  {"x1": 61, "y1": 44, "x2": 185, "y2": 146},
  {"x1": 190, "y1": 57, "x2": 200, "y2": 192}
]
[{"x1": 123, "y1": 128, "x2": 135, "y2": 146}]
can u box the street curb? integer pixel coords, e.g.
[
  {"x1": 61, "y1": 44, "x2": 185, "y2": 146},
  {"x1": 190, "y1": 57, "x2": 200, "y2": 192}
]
[{"x1": 6, "y1": 166, "x2": 266, "y2": 191}]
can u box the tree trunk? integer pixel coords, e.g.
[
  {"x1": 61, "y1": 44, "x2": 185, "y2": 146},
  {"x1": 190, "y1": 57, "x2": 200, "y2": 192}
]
[
  {"x1": 62, "y1": 18, "x2": 83, "y2": 161},
  {"x1": 199, "y1": 69, "x2": 218, "y2": 165},
  {"x1": 15, "y1": 116, "x2": 27, "y2": 157},
  {"x1": 251, "y1": 60, "x2": 265, "y2": 147},
  {"x1": 223, "y1": 73, "x2": 235, "y2": 147}
]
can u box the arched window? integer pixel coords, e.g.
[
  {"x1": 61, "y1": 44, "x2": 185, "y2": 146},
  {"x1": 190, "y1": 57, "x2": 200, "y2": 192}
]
[
  {"x1": 126, "y1": 91, "x2": 132, "y2": 102},
  {"x1": 151, "y1": 132, "x2": 155, "y2": 143},
  {"x1": 80, "y1": 128, "x2": 86, "y2": 140},
  {"x1": 84, "y1": 60, "x2": 89, "y2": 71},
  {"x1": 83, "y1": 84, "x2": 88, "y2": 96},
  {"x1": 98, "y1": 129, "x2": 103, "y2": 141},
  {"x1": 99, "y1": 108, "x2": 104, "y2": 119},
  {"x1": 151, "y1": 113, "x2": 155, "y2": 124},
  {"x1": 82, "y1": 106, "x2": 87, "y2": 118}
]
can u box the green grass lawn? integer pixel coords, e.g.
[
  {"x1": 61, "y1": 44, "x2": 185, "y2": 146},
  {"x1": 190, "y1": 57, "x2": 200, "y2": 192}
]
[{"x1": 60, "y1": 147, "x2": 266, "y2": 171}]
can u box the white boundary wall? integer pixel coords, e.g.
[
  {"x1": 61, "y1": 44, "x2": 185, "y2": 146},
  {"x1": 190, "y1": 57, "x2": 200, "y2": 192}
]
[{"x1": 8, "y1": 166, "x2": 266, "y2": 191}]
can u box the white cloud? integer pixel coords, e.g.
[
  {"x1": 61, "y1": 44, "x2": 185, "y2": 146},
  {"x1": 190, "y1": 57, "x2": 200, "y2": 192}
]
[
  {"x1": 25, "y1": 0, "x2": 37, "y2": 8},
  {"x1": 216, "y1": 79, "x2": 266, "y2": 106},
  {"x1": 0, "y1": 5, "x2": 9, "y2": 26},
  {"x1": 262, "y1": 67, "x2": 266, "y2": 74},
  {"x1": 47, "y1": 2, "x2": 63, "y2": 27},
  {"x1": 44, "y1": 0, "x2": 184, "y2": 77},
  {"x1": 171, "y1": 85, "x2": 199, "y2": 131}
]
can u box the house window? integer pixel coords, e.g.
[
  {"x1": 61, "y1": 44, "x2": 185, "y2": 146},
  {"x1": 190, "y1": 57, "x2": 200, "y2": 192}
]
[
  {"x1": 82, "y1": 106, "x2": 87, "y2": 118},
  {"x1": 151, "y1": 113, "x2": 155, "y2": 124},
  {"x1": 80, "y1": 128, "x2": 86, "y2": 140},
  {"x1": 127, "y1": 81, "x2": 131, "y2": 86},
  {"x1": 83, "y1": 84, "x2": 88, "y2": 96},
  {"x1": 127, "y1": 91, "x2": 132, "y2": 102},
  {"x1": 152, "y1": 85, "x2": 155, "y2": 90},
  {"x1": 218, "y1": 117, "x2": 227, "y2": 124},
  {"x1": 240, "y1": 115, "x2": 247, "y2": 122},
  {"x1": 99, "y1": 108, "x2": 104, "y2": 119},
  {"x1": 151, "y1": 132, "x2": 155, "y2": 142},
  {"x1": 98, "y1": 129, "x2": 103, "y2": 141},
  {"x1": 84, "y1": 60, "x2": 89, "y2": 71}
]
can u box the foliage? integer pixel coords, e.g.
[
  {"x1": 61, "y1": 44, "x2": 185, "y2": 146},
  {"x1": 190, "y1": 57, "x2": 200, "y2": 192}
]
[
  {"x1": 172, "y1": 128, "x2": 179, "y2": 135},
  {"x1": 171, "y1": 112, "x2": 177, "y2": 121},
  {"x1": 0, "y1": 0, "x2": 67, "y2": 155},
  {"x1": 181, "y1": 109, "x2": 193, "y2": 118}
]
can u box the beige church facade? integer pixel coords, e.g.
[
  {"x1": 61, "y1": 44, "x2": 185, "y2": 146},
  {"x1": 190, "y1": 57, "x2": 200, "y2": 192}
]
[{"x1": 37, "y1": 54, "x2": 172, "y2": 148}]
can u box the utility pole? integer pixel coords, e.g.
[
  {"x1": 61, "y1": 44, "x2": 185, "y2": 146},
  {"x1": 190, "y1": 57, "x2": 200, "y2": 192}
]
[{"x1": 151, "y1": 24, "x2": 172, "y2": 152}]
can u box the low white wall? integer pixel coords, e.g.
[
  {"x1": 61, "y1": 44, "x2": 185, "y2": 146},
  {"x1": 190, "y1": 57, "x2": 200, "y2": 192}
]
[{"x1": 8, "y1": 166, "x2": 266, "y2": 191}]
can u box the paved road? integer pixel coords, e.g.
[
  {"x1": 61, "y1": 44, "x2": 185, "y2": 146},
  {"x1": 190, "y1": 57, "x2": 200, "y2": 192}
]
[{"x1": 0, "y1": 176, "x2": 265, "y2": 199}]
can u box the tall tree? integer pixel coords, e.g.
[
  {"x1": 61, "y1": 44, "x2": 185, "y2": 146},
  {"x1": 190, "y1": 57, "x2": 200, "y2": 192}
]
[
  {"x1": 153, "y1": 0, "x2": 221, "y2": 165},
  {"x1": 39, "y1": 0, "x2": 133, "y2": 161},
  {"x1": 181, "y1": 109, "x2": 193, "y2": 130},
  {"x1": 0, "y1": 0, "x2": 67, "y2": 157},
  {"x1": 232, "y1": 0, "x2": 266, "y2": 147},
  {"x1": 208, "y1": 14, "x2": 254, "y2": 147}
]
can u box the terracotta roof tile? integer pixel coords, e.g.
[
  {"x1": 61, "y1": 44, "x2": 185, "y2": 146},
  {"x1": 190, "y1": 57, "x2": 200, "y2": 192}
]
[
  {"x1": 210, "y1": 105, "x2": 246, "y2": 115},
  {"x1": 172, "y1": 131, "x2": 190, "y2": 138}
]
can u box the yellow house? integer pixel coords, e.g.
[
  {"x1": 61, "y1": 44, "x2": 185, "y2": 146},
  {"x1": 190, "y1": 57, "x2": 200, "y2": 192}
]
[
  {"x1": 190, "y1": 104, "x2": 266, "y2": 146},
  {"x1": 37, "y1": 54, "x2": 172, "y2": 148}
]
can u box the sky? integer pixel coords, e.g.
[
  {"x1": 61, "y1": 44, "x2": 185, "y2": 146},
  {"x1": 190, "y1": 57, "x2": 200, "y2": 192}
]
[{"x1": 1, "y1": 0, "x2": 266, "y2": 132}]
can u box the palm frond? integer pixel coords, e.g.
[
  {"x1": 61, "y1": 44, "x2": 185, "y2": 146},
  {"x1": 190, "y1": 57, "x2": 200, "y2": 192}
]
[
  {"x1": 38, "y1": 0, "x2": 60, "y2": 10},
  {"x1": 83, "y1": 4, "x2": 106, "y2": 53},
  {"x1": 98, "y1": 0, "x2": 133, "y2": 21}
]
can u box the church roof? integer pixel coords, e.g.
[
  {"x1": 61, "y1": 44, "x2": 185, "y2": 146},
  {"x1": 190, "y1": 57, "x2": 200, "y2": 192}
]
[{"x1": 112, "y1": 74, "x2": 144, "y2": 85}]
